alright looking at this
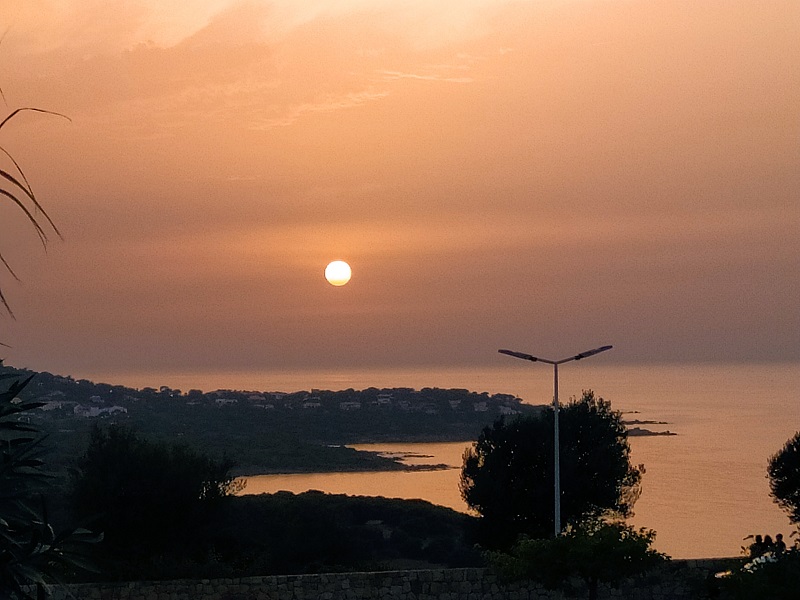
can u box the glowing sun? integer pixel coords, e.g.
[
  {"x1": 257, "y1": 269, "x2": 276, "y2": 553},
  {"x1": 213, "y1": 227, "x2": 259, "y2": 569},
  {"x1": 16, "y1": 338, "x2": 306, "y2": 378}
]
[{"x1": 325, "y1": 260, "x2": 352, "y2": 286}]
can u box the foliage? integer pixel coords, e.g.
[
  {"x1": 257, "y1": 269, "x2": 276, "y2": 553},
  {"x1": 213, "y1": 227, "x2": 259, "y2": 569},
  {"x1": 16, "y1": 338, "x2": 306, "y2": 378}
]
[
  {"x1": 768, "y1": 431, "x2": 800, "y2": 526},
  {"x1": 488, "y1": 519, "x2": 667, "y2": 600},
  {"x1": 65, "y1": 488, "x2": 482, "y2": 581},
  {"x1": 69, "y1": 424, "x2": 240, "y2": 566},
  {"x1": 717, "y1": 548, "x2": 800, "y2": 599},
  {"x1": 460, "y1": 390, "x2": 642, "y2": 547},
  {"x1": 214, "y1": 491, "x2": 483, "y2": 577},
  {"x1": 0, "y1": 366, "x2": 100, "y2": 599},
  {"x1": 0, "y1": 106, "x2": 67, "y2": 315}
]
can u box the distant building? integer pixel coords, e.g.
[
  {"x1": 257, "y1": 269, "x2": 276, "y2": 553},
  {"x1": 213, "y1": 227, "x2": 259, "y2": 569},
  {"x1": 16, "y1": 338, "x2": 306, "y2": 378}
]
[
  {"x1": 339, "y1": 401, "x2": 362, "y2": 411},
  {"x1": 73, "y1": 405, "x2": 91, "y2": 417},
  {"x1": 73, "y1": 405, "x2": 128, "y2": 418}
]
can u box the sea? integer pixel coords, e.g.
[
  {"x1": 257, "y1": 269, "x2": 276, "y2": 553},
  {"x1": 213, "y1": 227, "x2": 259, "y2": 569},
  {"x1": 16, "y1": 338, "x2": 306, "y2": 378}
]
[{"x1": 80, "y1": 362, "x2": 800, "y2": 559}]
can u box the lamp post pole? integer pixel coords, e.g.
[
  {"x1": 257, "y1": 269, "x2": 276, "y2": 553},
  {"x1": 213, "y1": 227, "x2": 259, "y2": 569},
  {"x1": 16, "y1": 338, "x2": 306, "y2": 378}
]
[{"x1": 498, "y1": 345, "x2": 613, "y2": 537}]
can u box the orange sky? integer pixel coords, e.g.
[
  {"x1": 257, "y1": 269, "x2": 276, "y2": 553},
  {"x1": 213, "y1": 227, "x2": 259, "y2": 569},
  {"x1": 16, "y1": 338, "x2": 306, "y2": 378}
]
[{"x1": 1, "y1": 0, "x2": 798, "y2": 377}]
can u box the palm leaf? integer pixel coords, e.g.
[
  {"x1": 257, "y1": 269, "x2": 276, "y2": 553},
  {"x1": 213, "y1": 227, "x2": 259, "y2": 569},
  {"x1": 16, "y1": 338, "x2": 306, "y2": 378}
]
[{"x1": 0, "y1": 106, "x2": 68, "y2": 316}]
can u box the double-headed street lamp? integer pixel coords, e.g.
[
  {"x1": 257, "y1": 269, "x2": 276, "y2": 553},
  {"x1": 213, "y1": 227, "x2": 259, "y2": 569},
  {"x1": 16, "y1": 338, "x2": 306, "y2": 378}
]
[{"x1": 498, "y1": 345, "x2": 613, "y2": 537}]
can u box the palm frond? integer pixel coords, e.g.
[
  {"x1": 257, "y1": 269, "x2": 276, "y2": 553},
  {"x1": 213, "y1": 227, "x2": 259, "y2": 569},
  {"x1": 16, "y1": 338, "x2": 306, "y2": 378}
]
[{"x1": 0, "y1": 105, "x2": 68, "y2": 317}]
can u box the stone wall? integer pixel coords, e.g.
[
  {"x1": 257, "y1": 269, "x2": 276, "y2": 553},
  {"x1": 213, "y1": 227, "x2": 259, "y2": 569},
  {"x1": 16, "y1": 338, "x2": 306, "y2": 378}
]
[{"x1": 35, "y1": 560, "x2": 736, "y2": 600}]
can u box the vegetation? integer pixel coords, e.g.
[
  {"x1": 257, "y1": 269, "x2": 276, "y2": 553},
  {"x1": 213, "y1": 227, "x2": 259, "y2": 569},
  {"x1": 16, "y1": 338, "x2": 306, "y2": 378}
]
[
  {"x1": 0, "y1": 105, "x2": 66, "y2": 315},
  {"x1": 716, "y1": 548, "x2": 800, "y2": 599},
  {"x1": 0, "y1": 367, "x2": 99, "y2": 599},
  {"x1": 70, "y1": 425, "x2": 239, "y2": 560},
  {"x1": 460, "y1": 390, "x2": 642, "y2": 548},
  {"x1": 769, "y1": 431, "x2": 800, "y2": 526},
  {"x1": 66, "y1": 486, "x2": 482, "y2": 581},
  {"x1": 488, "y1": 519, "x2": 667, "y2": 600},
  {"x1": 63, "y1": 422, "x2": 483, "y2": 581},
  {"x1": 216, "y1": 491, "x2": 482, "y2": 577}
]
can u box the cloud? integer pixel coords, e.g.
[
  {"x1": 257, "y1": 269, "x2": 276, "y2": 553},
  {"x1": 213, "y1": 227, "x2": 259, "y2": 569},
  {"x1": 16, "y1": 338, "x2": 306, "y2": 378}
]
[
  {"x1": 377, "y1": 70, "x2": 473, "y2": 84},
  {"x1": 252, "y1": 88, "x2": 391, "y2": 128}
]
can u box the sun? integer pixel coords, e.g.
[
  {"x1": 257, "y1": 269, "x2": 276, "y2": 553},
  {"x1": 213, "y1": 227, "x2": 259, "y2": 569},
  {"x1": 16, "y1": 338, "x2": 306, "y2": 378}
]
[{"x1": 325, "y1": 260, "x2": 352, "y2": 286}]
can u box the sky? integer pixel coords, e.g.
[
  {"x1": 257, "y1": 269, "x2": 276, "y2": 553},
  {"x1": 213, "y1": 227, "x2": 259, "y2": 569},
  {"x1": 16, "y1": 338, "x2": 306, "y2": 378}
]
[{"x1": 0, "y1": 0, "x2": 798, "y2": 379}]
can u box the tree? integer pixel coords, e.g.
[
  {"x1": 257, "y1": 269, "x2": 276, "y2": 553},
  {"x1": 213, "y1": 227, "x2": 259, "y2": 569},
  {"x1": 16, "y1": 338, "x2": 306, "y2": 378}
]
[
  {"x1": 70, "y1": 425, "x2": 241, "y2": 568},
  {"x1": 768, "y1": 431, "x2": 800, "y2": 526},
  {"x1": 0, "y1": 364, "x2": 99, "y2": 599},
  {"x1": 488, "y1": 519, "x2": 667, "y2": 600},
  {"x1": 460, "y1": 390, "x2": 642, "y2": 547}
]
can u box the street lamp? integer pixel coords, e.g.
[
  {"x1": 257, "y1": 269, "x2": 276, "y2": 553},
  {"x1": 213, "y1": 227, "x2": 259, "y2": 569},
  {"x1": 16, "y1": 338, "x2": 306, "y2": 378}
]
[{"x1": 498, "y1": 345, "x2": 613, "y2": 537}]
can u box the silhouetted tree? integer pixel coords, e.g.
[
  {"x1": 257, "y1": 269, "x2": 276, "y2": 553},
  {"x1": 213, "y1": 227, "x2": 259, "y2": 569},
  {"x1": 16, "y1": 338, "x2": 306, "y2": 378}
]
[
  {"x1": 460, "y1": 390, "x2": 642, "y2": 548},
  {"x1": 769, "y1": 431, "x2": 800, "y2": 526},
  {"x1": 489, "y1": 519, "x2": 667, "y2": 600},
  {"x1": 70, "y1": 425, "x2": 239, "y2": 563}
]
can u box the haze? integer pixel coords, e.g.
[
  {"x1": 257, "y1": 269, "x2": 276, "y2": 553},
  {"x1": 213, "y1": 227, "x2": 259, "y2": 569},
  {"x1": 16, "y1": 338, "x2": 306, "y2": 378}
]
[{"x1": 1, "y1": 0, "x2": 798, "y2": 377}]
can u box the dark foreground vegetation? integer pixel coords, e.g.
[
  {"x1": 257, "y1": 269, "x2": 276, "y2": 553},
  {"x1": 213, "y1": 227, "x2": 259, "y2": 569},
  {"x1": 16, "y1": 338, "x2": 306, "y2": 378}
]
[
  {"x1": 74, "y1": 490, "x2": 483, "y2": 582},
  {"x1": 62, "y1": 422, "x2": 483, "y2": 581}
]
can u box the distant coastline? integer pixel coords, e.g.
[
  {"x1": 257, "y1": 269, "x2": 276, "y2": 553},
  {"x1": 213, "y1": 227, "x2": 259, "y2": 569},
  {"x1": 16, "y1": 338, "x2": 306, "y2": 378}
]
[{"x1": 1, "y1": 362, "x2": 676, "y2": 479}]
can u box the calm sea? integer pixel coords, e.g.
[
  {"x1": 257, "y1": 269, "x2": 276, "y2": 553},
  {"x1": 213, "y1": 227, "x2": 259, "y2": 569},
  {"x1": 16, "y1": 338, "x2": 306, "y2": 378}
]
[{"x1": 82, "y1": 362, "x2": 800, "y2": 559}]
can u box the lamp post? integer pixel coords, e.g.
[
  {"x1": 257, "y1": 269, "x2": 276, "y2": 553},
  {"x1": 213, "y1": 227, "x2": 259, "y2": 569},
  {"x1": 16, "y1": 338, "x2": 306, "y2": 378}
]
[{"x1": 498, "y1": 345, "x2": 613, "y2": 537}]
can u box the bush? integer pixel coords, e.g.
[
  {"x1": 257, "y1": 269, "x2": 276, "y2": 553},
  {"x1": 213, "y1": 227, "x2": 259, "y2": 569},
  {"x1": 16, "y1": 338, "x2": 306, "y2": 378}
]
[
  {"x1": 489, "y1": 519, "x2": 667, "y2": 600},
  {"x1": 718, "y1": 548, "x2": 800, "y2": 599}
]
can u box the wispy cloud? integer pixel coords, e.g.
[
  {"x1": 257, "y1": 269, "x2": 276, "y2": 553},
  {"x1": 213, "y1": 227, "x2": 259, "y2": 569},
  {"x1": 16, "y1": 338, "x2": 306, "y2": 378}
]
[
  {"x1": 252, "y1": 88, "x2": 391, "y2": 129},
  {"x1": 377, "y1": 70, "x2": 473, "y2": 84}
]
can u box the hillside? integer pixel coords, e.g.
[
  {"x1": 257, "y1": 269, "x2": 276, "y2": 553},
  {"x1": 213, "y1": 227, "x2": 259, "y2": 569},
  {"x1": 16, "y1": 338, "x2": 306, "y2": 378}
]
[{"x1": 1, "y1": 362, "x2": 542, "y2": 474}]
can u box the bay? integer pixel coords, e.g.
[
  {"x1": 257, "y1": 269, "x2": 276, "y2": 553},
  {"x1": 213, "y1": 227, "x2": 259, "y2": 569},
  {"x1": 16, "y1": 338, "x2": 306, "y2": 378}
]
[{"x1": 82, "y1": 362, "x2": 800, "y2": 559}]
